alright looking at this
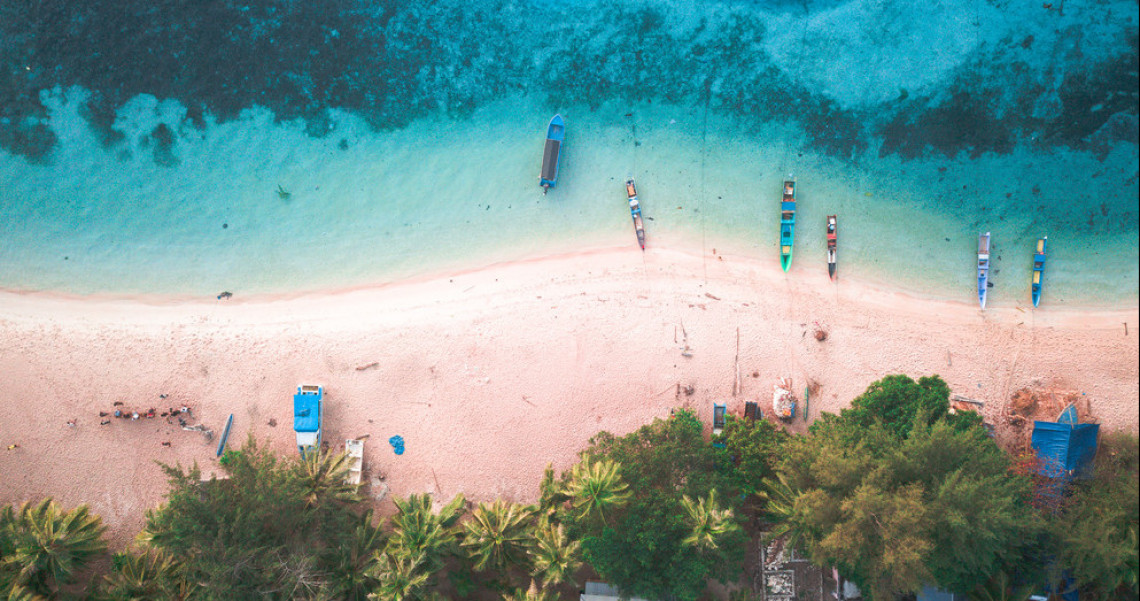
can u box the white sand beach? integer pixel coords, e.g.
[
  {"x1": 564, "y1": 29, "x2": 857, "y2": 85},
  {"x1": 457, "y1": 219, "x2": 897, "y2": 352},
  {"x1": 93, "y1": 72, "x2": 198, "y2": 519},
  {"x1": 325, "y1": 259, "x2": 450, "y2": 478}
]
[{"x1": 1, "y1": 245, "x2": 1136, "y2": 544}]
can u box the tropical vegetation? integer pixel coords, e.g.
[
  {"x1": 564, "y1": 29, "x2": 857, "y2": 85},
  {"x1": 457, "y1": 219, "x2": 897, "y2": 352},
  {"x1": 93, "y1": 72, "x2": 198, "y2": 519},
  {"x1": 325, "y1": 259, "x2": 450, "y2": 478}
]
[{"x1": 1, "y1": 374, "x2": 1135, "y2": 600}]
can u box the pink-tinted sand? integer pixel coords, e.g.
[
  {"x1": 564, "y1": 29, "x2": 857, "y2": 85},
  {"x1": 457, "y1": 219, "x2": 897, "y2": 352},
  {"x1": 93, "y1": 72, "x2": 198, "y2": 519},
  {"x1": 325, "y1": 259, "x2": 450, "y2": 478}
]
[{"x1": 1, "y1": 245, "x2": 1136, "y2": 545}]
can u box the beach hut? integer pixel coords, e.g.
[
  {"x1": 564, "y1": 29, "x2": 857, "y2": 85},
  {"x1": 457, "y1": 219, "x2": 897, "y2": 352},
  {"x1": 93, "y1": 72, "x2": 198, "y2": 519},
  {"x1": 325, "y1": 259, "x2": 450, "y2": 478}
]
[
  {"x1": 1030, "y1": 406, "x2": 1098, "y2": 480},
  {"x1": 294, "y1": 385, "x2": 322, "y2": 459},
  {"x1": 580, "y1": 581, "x2": 657, "y2": 601}
]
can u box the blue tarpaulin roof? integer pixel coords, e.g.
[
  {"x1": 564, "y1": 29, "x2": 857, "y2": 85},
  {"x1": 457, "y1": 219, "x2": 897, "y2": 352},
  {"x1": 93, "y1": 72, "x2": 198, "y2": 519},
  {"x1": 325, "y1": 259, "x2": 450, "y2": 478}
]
[
  {"x1": 294, "y1": 390, "x2": 321, "y2": 433},
  {"x1": 1031, "y1": 420, "x2": 1098, "y2": 479}
]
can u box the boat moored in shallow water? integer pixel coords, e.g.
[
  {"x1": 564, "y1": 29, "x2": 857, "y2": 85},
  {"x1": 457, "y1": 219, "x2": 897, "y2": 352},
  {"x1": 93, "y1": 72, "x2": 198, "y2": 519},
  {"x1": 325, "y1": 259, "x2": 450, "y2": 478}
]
[
  {"x1": 625, "y1": 178, "x2": 646, "y2": 250},
  {"x1": 780, "y1": 180, "x2": 796, "y2": 272},
  {"x1": 978, "y1": 232, "x2": 991, "y2": 309},
  {"x1": 826, "y1": 215, "x2": 837, "y2": 280},
  {"x1": 539, "y1": 114, "x2": 565, "y2": 193},
  {"x1": 1032, "y1": 236, "x2": 1047, "y2": 307}
]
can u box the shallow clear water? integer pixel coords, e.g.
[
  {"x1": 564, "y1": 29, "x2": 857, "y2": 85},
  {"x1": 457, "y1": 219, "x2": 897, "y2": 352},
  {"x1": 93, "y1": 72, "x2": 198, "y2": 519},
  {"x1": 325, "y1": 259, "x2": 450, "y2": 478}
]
[{"x1": 0, "y1": 0, "x2": 1136, "y2": 306}]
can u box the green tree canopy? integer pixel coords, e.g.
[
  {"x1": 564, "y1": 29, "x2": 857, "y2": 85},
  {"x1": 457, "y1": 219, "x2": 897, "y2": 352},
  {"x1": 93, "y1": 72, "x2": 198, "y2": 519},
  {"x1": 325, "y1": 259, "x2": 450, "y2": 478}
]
[
  {"x1": 1056, "y1": 431, "x2": 1139, "y2": 598},
  {"x1": 810, "y1": 374, "x2": 980, "y2": 445},
  {"x1": 568, "y1": 409, "x2": 746, "y2": 601},
  {"x1": 139, "y1": 436, "x2": 365, "y2": 600},
  {"x1": 770, "y1": 392, "x2": 1039, "y2": 599},
  {"x1": 0, "y1": 498, "x2": 107, "y2": 598}
]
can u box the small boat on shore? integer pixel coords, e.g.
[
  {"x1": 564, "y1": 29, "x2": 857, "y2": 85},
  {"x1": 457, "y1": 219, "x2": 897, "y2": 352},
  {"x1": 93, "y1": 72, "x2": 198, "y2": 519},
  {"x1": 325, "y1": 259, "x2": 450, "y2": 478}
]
[
  {"x1": 1032, "y1": 236, "x2": 1047, "y2": 307},
  {"x1": 826, "y1": 215, "x2": 837, "y2": 280},
  {"x1": 625, "y1": 178, "x2": 646, "y2": 250},
  {"x1": 978, "y1": 232, "x2": 991, "y2": 309},
  {"x1": 780, "y1": 180, "x2": 796, "y2": 272},
  {"x1": 539, "y1": 114, "x2": 565, "y2": 194}
]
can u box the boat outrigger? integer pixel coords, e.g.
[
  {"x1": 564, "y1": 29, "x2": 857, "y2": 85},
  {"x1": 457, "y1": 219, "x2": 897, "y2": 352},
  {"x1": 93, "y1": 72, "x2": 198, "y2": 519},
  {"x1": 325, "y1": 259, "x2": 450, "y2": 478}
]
[
  {"x1": 977, "y1": 232, "x2": 991, "y2": 309},
  {"x1": 625, "y1": 178, "x2": 646, "y2": 250},
  {"x1": 826, "y1": 215, "x2": 837, "y2": 280},
  {"x1": 780, "y1": 180, "x2": 796, "y2": 272},
  {"x1": 539, "y1": 114, "x2": 565, "y2": 194},
  {"x1": 1032, "y1": 236, "x2": 1047, "y2": 307}
]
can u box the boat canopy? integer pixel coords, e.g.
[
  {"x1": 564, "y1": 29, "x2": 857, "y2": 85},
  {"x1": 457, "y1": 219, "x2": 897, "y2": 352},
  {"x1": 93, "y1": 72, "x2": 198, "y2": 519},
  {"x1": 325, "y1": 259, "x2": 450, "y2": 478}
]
[
  {"x1": 781, "y1": 201, "x2": 796, "y2": 211},
  {"x1": 541, "y1": 140, "x2": 561, "y2": 181},
  {"x1": 294, "y1": 390, "x2": 321, "y2": 433}
]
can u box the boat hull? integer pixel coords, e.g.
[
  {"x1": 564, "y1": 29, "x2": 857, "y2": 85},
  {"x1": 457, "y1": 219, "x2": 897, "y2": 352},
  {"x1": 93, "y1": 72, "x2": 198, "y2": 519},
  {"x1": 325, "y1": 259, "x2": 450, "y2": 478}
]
[
  {"x1": 539, "y1": 114, "x2": 565, "y2": 191},
  {"x1": 626, "y1": 179, "x2": 646, "y2": 250},
  {"x1": 779, "y1": 181, "x2": 796, "y2": 272},
  {"x1": 1031, "y1": 236, "x2": 1047, "y2": 307},
  {"x1": 977, "y1": 232, "x2": 991, "y2": 309},
  {"x1": 826, "y1": 215, "x2": 837, "y2": 281}
]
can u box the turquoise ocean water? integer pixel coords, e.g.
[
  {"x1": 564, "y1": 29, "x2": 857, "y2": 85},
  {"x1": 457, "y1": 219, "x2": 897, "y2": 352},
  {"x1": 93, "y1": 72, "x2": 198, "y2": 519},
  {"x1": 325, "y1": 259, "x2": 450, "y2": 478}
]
[{"x1": 1, "y1": 0, "x2": 1137, "y2": 307}]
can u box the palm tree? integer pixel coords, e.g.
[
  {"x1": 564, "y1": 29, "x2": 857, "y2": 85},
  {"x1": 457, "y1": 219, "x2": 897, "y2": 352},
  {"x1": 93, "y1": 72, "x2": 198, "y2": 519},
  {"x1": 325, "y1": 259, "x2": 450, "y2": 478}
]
[
  {"x1": 326, "y1": 510, "x2": 387, "y2": 601},
  {"x1": 680, "y1": 488, "x2": 740, "y2": 552},
  {"x1": 502, "y1": 579, "x2": 557, "y2": 601},
  {"x1": 293, "y1": 450, "x2": 362, "y2": 509},
  {"x1": 460, "y1": 500, "x2": 535, "y2": 573},
  {"x1": 969, "y1": 571, "x2": 1036, "y2": 601},
  {"x1": 536, "y1": 464, "x2": 568, "y2": 522},
  {"x1": 760, "y1": 473, "x2": 810, "y2": 550},
  {"x1": 98, "y1": 549, "x2": 190, "y2": 601},
  {"x1": 529, "y1": 519, "x2": 581, "y2": 588},
  {"x1": 386, "y1": 494, "x2": 465, "y2": 573},
  {"x1": 565, "y1": 459, "x2": 630, "y2": 526},
  {"x1": 367, "y1": 552, "x2": 429, "y2": 601},
  {"x1": 0, "y1": 498, "x2": 107, "y2": 596}
]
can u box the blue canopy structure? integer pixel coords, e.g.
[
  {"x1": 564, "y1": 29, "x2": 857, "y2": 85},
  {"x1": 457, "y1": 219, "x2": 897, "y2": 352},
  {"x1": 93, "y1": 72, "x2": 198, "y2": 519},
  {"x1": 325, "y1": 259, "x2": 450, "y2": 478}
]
[
  {"x1": 1031, "y1": 419, "x2": 1098, "y2": 480},
  {"x1": 293, "y1": 385, "x2": 322, "y2": 458}
]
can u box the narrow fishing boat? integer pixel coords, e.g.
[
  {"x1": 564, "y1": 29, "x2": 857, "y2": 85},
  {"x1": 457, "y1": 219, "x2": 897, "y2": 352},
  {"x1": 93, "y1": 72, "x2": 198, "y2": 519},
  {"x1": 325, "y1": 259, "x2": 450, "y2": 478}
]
[
  {"x1": 625, "y1": 178, "x2": 646, "y2": 250},
  {"x1": 977, "y1": 232, "x2": 991, "y2": 309},
  {"x1": 539, "y1": 114, "x2": 565, "y2": 194},
  {"x1": 780, "y1": 180, "x2": 796, "y2": 272},
  {"x1": 1032, "y1": 236, "x2": 1047, "y2": 307},
  {"x1": 826, "y1": 215, "x2": 838, "y2": 280}
]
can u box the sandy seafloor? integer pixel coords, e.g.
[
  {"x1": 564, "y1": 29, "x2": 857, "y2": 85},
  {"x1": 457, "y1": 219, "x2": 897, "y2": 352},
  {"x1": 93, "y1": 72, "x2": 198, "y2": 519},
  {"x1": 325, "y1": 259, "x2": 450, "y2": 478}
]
[{"x1": 0, "y1": 0, "x2": 1137, "y2": 543}]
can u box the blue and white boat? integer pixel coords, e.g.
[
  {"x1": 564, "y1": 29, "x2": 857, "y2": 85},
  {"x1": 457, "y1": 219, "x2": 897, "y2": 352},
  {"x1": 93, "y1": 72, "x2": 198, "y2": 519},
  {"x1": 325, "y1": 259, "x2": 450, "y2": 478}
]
[
  {"x1": 625, "y1": 178, "x2": 646, "y2": 250},
  {"x1": 1032, "y1": 236, "x2": 1047, "y2": 307},
  {"x1": 539, "y1": 114, "x2": 565, "y2": 193},
  {"x1": 294, "y1": 384, "x2": 322, "y2": 459},
  {"x1": 977, "y1": 232, "x2": 991, "y2": 309}
]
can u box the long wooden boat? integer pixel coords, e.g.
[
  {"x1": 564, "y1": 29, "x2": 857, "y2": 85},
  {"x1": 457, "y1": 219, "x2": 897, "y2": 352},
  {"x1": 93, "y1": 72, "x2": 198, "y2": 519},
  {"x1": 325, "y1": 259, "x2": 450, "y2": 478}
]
[
  {"x1": 1032, "y1": 236, "x2": 1047, "y2": 307},
  {"x1": 539, "y1": 114, "x2": 565, "y2": 194},
  {"x1": 780, "y1": 180, "x2": 796, "y2": 272},
  {"x1": 625, "y1": 178, "x2": 646, "y2": 250},
  {"x1": 977, "y1": 232, "x2": 991, "y2": 309},
  {"x1": 826, "y1": 214, "x2": 837, "y2": 280}
]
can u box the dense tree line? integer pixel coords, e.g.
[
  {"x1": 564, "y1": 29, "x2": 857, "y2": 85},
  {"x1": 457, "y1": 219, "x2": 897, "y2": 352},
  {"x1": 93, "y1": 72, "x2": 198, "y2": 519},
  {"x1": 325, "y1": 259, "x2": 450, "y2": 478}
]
[{"x1": 1, "y1": 375, "x2": 1136, "y2": 600}]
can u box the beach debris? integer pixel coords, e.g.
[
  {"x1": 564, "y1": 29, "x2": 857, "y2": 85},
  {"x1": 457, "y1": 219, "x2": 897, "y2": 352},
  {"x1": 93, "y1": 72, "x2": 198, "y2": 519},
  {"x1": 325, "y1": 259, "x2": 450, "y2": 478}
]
[
  {"x1": 66, "y1": 419, "x2": 76, "y2": 428},
  {"x1": 389, "y1": 435, "x2": 405, "y2": 455},
  {"x1": 100, "y1": 420, "x2": 110, "y2": 426},
  {"x1": 679, "y1": 321, "x2": 693, "y2": 357},
  {"x1": 182, "y1": 423, "x2": 214, "y2": 442},
  {"x1": 131, "y1": 412, "x2": 140, "y2": 421},
  {"x1": 704, "y1": 292, "x2": 721, "y2": 301},
  {"x1": 113, "y1": 401, "x2": 124, "y2": 406},
  {"x1": 276, "y1": 184, "x2": 291, "y2": 200},
  {"x1": 161, "y1": 441, "x2": 171, "y2": 447},
  {"x1": 773, "y1": 378, "x2": 796, "y2": 421},
  {"x1": 6, "y1": 444, "x2": 18, "y2": 450},
  {"x1": 217, "y1": 291, "x2": 233, "y2": 300},
  {"x1": 99, "y1": 411, "x2": 109, "y2": 417},
  {"x1": 813, "y1": 321, "x2": 828, "y2": 341},
  {"x1": 355, "y1": 362, "x2": 379, "y2": 371},
  {"x1": 267, "y1": 418, "x2": 277, "y2": 427}
]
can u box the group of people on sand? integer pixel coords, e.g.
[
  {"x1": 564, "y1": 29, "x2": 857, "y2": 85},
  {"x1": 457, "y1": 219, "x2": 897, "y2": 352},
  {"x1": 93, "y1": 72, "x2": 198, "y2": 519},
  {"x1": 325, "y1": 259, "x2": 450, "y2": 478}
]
[{"x1": 97, "y1": 404, "x2": 192, "y2": 426}]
